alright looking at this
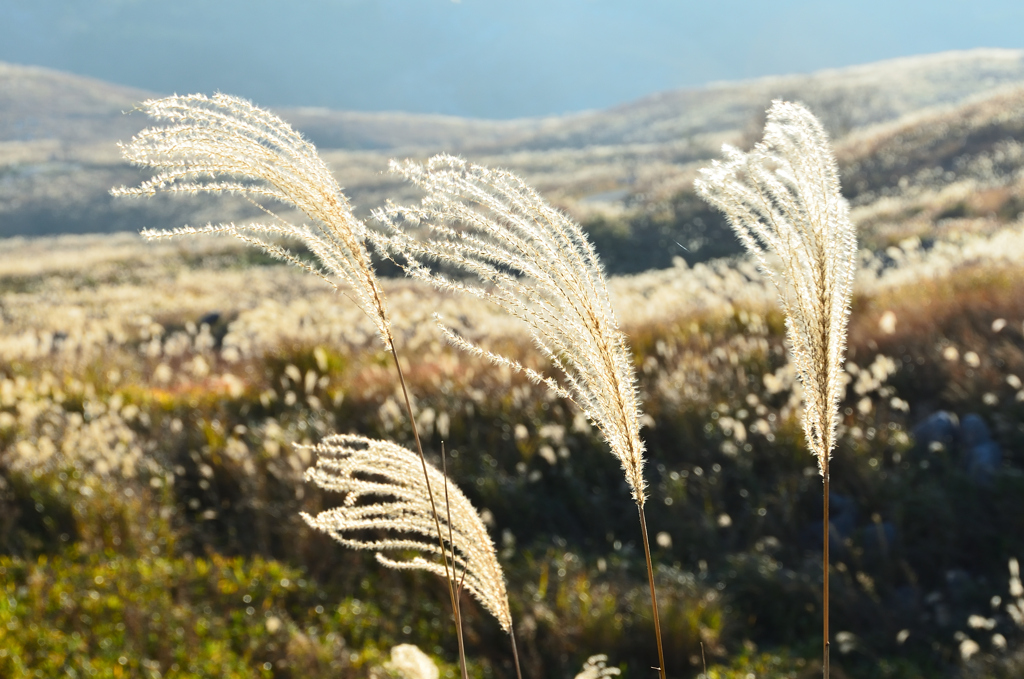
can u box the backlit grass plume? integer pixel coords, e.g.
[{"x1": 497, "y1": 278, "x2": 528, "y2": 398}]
[
  {"x1": 695, "y1": 100, "x2": 857, "y2": 679},
  {"x1": 111, "y1": 93, "x2": 481, "y2": 677},
  {"x1": 695, "y1": 100, "x2": 856, "y2": 473},
  {"x1": 301, "y1": 434, "x2": 512, "y2": 633},
  {"x1": 111, "y1": 93, "x2": 392, "y2": 350},
  {"x1": 372, "y1": 155, "x2": 666, "y2": 679},
  {"x1": 372, "y1": 155, "x2": 646, "y2": 504}
]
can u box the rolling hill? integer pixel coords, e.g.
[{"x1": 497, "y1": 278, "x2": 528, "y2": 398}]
[{"x1": 3, "y1": 49, "x2": 1024, "y2": 272}]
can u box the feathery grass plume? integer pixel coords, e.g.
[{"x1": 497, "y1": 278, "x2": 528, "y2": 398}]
[
  {"x1": 695, "y1": 100, "x2": 856, "y2": 679},
  {"x1": 111, "y1": 93, "x2": 392, "y2": 349},
  {"x1": 372, "y1": 155, "x2": 646, "y2": 504},
  {"x1": 301, "y1": 434, "x2": 512, "y2": 633},
  {"x1": 372, "y1": 155, "x2": 665, "y2": 679},
  {"x1": 694, "y1": 100, "x2": 856, "y2": 473},
  {"x1": 111, "y1": 94, "x2": 479, "y2": 678}
]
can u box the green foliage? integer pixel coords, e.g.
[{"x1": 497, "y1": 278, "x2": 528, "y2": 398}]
[
  {"x1": 706, "y1": 650, "x2": 809, "y2": 679},
  {"x1": 8, "y1": 239, "x2": 1024, "y2": 677},
  {"x1": 0, "y1": 552, "x2": 349, "y2": 677}
]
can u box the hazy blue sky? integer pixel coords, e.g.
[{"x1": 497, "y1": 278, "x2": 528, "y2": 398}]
[{"x1": 2, "y1": 0, "x2": 1023, "y2": 118}]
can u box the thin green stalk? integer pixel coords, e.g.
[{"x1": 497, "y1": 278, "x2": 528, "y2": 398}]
[
  {"x1": 390, "y1": 344, "x2": 468, "y2": 679},
  {"x1": 637, "y1": 504, "x2": 667, "y2": 679}
]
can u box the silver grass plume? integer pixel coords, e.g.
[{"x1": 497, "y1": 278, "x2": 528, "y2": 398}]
[
  {"x1": 371, "y1": 155, "x2": 647, "y2": 504},
  {"x1": 111, "y1": 93, "x2": 392, "y2": 349},
  {"x1": 301, "y1": 434, "x2": 512, "y2": 633},
  {"x1": 694, "y1": 100, "x2": 857, "y2": 473},
  {"x1": 111, "y1": 95, "x2": 484, "y2": 675}
]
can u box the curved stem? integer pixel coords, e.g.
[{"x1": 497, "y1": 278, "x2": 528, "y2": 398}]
[
  {"x1": 637, "y1": 503, "x2": 667, "y2": 679},
  {"x1": 510, "y1": 621, "x2": 524, "y2": 679},
  {"x1": 390, "y1": 344, "x2": 468, "y2": 679},
  {"x1": 442, "y1": 443, "x2": 470, "y2": 679}
]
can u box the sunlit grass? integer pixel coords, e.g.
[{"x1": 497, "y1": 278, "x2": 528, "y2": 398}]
[{"x1": 5, "y1": 223, "x2": 1024, "y2": 676}]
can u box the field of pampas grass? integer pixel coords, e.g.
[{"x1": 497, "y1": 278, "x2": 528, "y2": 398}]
[
  {"x1": 6, "y1": 79, "x2": 1024, "y2": 679},
  {"x1": 6, "y1": 209, "x2": 1024, "y2": 676}
]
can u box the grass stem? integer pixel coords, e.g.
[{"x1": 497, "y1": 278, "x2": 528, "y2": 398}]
[
  {"x1": 442, "y1": 443, "x2": 470, "y2": 679},
  {"x1": 509, "y1": 623, "x2": 524, "y2": 679},
  {"x1": 390, "y1": 344, "x2": 469, "y2": 679},
  {"x1": 823, "y1": 461, "x2": 830, "y2": 679},
  {"x1": 637, "y1": 504, "x2": 666, "y2": 679}
]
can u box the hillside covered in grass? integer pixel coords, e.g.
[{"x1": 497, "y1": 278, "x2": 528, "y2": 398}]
[
  {"x1": 5, "y1": 219, "x2": 1024, "y2": 676},
  {"x1": 3, "y1": 48, "x2": 1024, "y2": 272},
  {"x1": 5, "y1": 47, "x2": 1024, "y2": 679}
]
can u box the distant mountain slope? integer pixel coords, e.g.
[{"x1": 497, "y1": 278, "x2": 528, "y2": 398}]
[
  {"x1": 531, "y1": 49, "x2": 1024, "y2": 149},
  {"x1": 587, "y1": 81, "x2": 1024, "y2": 273},
  {"x1": 839, "y1": 84, "x2": 1024, "y2": 197},
  {"x1": 4, "y1": 49, "x2": 1024, "y2": 152},
  {"x1": 276, "y1": 108, "x2": 545, "y2": 153},
  {"x1": 3, "y1": 49, "x2": 1024, "y2": 271},
  {"x1": 281, "y1": 49, "x2": 1024, "y2": 153},
  {"x1": 0, "y1": 62, "x2": 153, "y2": 144}
]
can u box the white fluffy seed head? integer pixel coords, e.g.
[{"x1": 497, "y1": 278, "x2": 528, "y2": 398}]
[
  {"x1": 372, "y1": 155, "x2": 648, "y2": 504},
  {"x1": 575, "y1": 654, "x2": 621, "y2": 679},
  {"x1": 111, "y1": 93, "x2": 393, "y2": 350},
  {"x1": 696, "y1": 101, "x2": 857, "y2": 474},
  {"x1": 300, "y1": 434, "x2": 512, "y2": 632}
]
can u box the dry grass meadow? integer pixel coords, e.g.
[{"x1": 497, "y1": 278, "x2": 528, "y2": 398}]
[{"x1": 5, "y1": 50, "x2": 1024, "y2": 679}]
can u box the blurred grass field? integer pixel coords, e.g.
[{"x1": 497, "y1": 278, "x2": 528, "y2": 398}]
[{"x1": 5, "y1": 220, "x2": 1024, "y2": 677}]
